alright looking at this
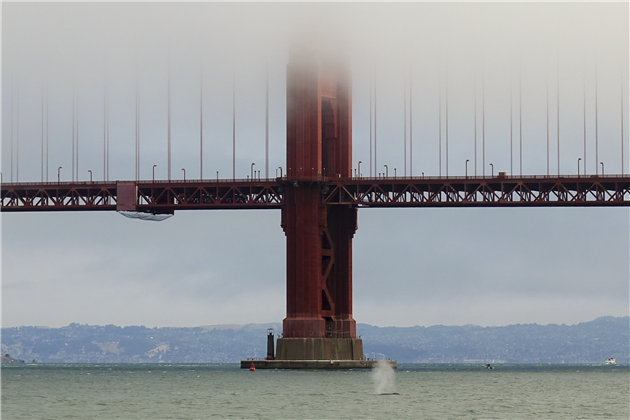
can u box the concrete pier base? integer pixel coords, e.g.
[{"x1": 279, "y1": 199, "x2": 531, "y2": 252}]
[
  {"x1": 240, "y1": 337, "x2": 396, "y2": 369},
  {"x1": 241, "y1": 359, "x2": 397, "y2": 369},
  {"x1": 275, "y1": 337, "x2": 364, "y2": 360}
]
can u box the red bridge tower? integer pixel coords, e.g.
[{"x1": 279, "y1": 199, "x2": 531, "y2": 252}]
[{"x1": 276, "y1": 49, "x2": 363, "y2": 360}]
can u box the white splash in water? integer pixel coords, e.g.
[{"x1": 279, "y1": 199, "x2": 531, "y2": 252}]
[{"x1": 372, "y1": 359, "x2": 396, "y2": 394}]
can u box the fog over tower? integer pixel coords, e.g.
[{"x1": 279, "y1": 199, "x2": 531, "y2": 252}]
[{"x1": 277, "y1": 44, "x2": 363, "y2": 360}]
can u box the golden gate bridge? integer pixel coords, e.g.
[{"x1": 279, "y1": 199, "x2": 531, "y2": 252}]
[{"x1": 2, "y1": 46, "x2": 628, "y2": 365}]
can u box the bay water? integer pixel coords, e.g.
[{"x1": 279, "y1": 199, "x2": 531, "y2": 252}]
[{"x1": 2, "y1": 363, "x2": 628, "y2": 419}]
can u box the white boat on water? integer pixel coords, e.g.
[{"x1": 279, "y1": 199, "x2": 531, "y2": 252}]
[{"x1": 605, "y1": 357, "x2": 616, "y2": 365}]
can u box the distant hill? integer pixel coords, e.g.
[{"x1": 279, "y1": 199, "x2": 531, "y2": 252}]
[
  {"x1": 358, "y1": 316, "x2": 629, "y2": 363},
  {"x1": 1, "y1": 353, "x2": 25, "y2": 364},
  {"x1": 1, "y1": 317, "x2": 627, "y2": 364}
]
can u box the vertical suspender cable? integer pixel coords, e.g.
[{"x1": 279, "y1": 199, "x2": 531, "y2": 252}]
[
  {"x1": 445, "y1": 68, "x2": 449, "y2": 177},
  {"x1": 409, "y1": 63, "x2": 413, "y2": 177},
  {"x1": 439, "y1": 70, "x2": 442, "y2": 177},
  {"x1": 138, "y1": 69, "x2": 141, "y2": 182},
  {"x1": 200, "y1": 62, "x2": 204, "y2": 180},
  {"x1": 265, "y1": 63, "x2": 269, "y2": 179},
  {"x1": 168, "y1": 61, "x2": 172, "y2": 181},
  {"x1": 404, "y1": 69, "x2": 407, "y2": 177},
  {"x1": 107, "y1": 77, "x2": 110, "y2": 181},
  {"x1": 72, "y1": 80, "x2": 75, "y2": 181},
  {"x1": 595, "y1": 61, "x2": 598, "y2": 175},
  {"x1": 557, "y1": 53, "x2": 560, "y2": 176},
  {"x1": 482, "y1": 63, "x2": 485, "y2": 177},
  {"x1": 369, "y1": 68, "x2": 373, "y2": 177},
  {"x1": 583, "y1": 67, "x2": 586, "y2": 176},
  {"x1": 10, "y1": 76, "x2": 13, "y2": 182},
  {"x1": 16, "y1": 82, "x2": 20, "y2": 182},
  {"x1": 620, "y1": 67, "x2": 624, "y2": 175},
  {"x1": 374, "y1": 66, "x2": 377, "y2": 176},
  {"x1": 134, "y1": 69, "x2": 138, "y2": 181},
  {"x1": 519, "y1": 61, "x2": 523, "y2": 176},
  {"x1": 104, "y1": 77, "x2": 107, "y2": 181},
  {"x1": 232, "y1": 63, "x2": 236, "y2": 180},
  {"x1": 510, "y1": 73, "x2": 513, "y2": 176},
  {"x1": 136, "y1": 66, "x2": 139, "y2": 181},
  {"x1": 546, "y1": 61, "x2": 549, "y2": 176},
  {"x1": 41, "y1": 78, "x2": 44, "y2": 182},
  {"x1": 475, "y1": 67, "x2": 478, "y2": 176},
  {"x1": 77, "y1": 89, "x2": 80, "y2": 181},
  {"x1": 46, "y1": 80, "x2": 49, "y2": 182}
]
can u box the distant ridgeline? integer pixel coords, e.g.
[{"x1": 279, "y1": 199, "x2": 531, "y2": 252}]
[{"x1": 1, "y1": 317, "x2": 627, "y2": 364}]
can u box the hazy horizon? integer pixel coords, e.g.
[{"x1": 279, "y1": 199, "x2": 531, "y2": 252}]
[{"x1": 4, "y1": 314, "x2": 627, "y2": 331}]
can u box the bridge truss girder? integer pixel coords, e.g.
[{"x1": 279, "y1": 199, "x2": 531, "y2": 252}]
[
  {"x1": 1, "y1": 180, "x2": 283, "y2": 212},
  {"x1": 2, "y1": 175, "x2": 629, "y2": 212},
  {"x1": 322, "y1": 175, "x2": 630, "y2": 207}
]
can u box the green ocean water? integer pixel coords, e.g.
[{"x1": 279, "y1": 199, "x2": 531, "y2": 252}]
[{"x1": 2, "y1": 363, "x2": 628, "y2": 419}]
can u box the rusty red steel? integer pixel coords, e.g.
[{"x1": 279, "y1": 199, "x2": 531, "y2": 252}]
[
  {"x1": 323, "y1": 174, "x2": 630, "y2": 207},
  {"x1": 2, "y1": 175, "x2": 630, "y2": 212},
  {"x1": 1, "y1": 179, "x2": 283, "y2": 212}
]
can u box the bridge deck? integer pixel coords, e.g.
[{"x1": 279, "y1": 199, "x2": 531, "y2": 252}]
[{"x1": 2, "y1": 175, "x2": 629, "y2": 212}]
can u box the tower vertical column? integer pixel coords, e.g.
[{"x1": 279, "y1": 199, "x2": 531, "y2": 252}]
[
  {"x1": 277, "y1": 48, "x2": 361, "y2": 360},
  {"x1": 325, "y1": 205, "x2": 357, "y2": 338},
  {"x1": 281, "y1": 185, "x2": 326, "y2": 338}
]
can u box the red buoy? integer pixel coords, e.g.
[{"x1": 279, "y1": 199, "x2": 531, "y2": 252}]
[{"x1": 249, "y1": 362, "x2": 256, "y2": 372}]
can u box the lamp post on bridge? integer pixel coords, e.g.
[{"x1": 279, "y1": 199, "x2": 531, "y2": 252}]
[
  {"x1": 153, "y1": 165, "x2": 157, "y2": 182},
  {"x1": 357, "y1": 161, "x2": 362, "y2": 178},
  {"x1": 251, "y1": 163, "x2": 256, "y2": 180},
  {"x1": 57, "y1": 166, "x2": 62, "y2": 183},
  {"x1": 278, "y1": 166, "x2": 283, "y2": 178},
  {"x1": 88, "y1": 170, "x2": 93, "y2": 183},
  {"x1": 465, "y1": 159, "x2": 470, "y2": 178},
  {"x1": 182, "y1": 168, "x2": 186, "y2": 181},
  {"x1": 489, "y1": 163, "x2": 494, "y2": 177},
  {"x1": 394, "y1": 168, "x2": 397, "y2": 178},
  {"x1": 601, "y1": 162, "x2": 605, "y2": 176},
  {"x1": 578, "y1": 158, "x2": 582, "y2": 178},
  {"x1": 384, "y1": 165, "x2": 388, "y2": 178}
]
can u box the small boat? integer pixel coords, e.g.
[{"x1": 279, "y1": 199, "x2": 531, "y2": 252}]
[{"x1": 604, "y1": 357, "x2": 616, "y2": 365}]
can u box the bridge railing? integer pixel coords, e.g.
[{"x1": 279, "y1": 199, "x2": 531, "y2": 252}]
[
  {"x1": 346, "y1": 173, "x2": 627, "y2": 181},
  {"x1": 0, "y1": 177, "x2": 281, "y2": 187},
  {"x1": 1, "y1": 173, "x2": 626, "y2": 188}
]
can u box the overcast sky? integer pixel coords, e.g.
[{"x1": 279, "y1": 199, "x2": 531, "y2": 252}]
[{"x1": 2, "y1": 2, "x2": 629, "y2": 328}]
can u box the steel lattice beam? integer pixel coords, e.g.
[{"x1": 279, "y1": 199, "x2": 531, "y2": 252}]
[
  {"x1": 322, "y1": 175, "x2": 630, "y2": 207},
  {"x1": 1, "y1": 180, "x2": 283, "y2": 212},
  {"x1": 3, "y1": 175, "x2": 629, "y2": 212}
]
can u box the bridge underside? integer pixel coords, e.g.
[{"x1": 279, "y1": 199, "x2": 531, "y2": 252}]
[{"x1": 3, "y1": 175, "x2": 629, "y2": 212}]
